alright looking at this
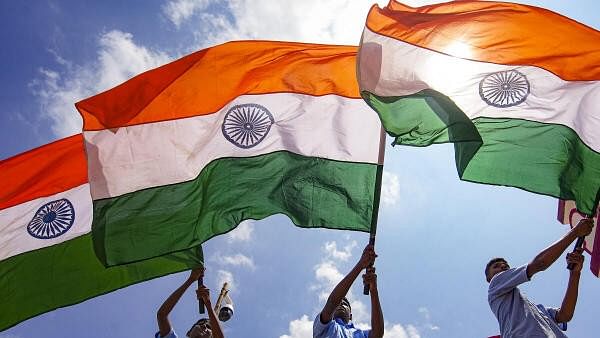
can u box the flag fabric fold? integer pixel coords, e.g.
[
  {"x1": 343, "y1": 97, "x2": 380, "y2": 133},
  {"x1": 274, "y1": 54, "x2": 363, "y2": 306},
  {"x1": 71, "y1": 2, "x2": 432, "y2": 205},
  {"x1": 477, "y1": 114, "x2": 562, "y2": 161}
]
[
  {"x1": 0, "y1": 135, "x2": 203, "y2": 331},
  {"x1": 75, "y1": 41, "x2": 382, "y2": 267},
  {"x1": 558, "y1": 200, "x2": 600, "y2": 277},
  {"x1": 358, "y1": 0, "x2": 600, "y2": 214}
]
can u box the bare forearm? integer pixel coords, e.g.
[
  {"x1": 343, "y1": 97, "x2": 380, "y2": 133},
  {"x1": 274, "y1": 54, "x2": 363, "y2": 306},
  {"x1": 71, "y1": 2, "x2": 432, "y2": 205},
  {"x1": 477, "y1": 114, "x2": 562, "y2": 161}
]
[
  {"x1": 528, "y1": 231, "x2": 578, "y2": 276},
  {"x1": 369, "y1": 288, "x2": 384, "y2": 338},
  {"x1": 158, "y1": 278, "x2": 194, "y2": 316},
  {"x1": 157, "y1": 278, "x2": 195, "y2": 335},
  {"x1": 205, "y1": 300, "x2": 225, "y2": 338},
  {"x1": 556, "y1": 272, "x2": 581, "y2": 323},
  {"x1": 321, "y1": 264, "x2": 362, "y2": 322}
]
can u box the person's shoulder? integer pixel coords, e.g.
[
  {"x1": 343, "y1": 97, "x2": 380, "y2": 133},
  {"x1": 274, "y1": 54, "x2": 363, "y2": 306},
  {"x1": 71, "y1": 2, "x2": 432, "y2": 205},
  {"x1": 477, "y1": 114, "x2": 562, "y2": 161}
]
[
  {"x1": 313, "y1": 313, "x2": 336, "y2": 337},
  {"x1": 489, "y1": 265, "x2": 527, "y2": 286}
]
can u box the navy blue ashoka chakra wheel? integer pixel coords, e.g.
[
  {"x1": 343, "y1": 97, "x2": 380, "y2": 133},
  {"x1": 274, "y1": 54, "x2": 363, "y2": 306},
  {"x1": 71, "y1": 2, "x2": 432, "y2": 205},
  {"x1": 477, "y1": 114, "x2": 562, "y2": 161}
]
[
  {"x1": 222, "y1": 104, "x2": 274, "y2": 149},
  {"x1": 27, "y1": 198, "x2": 75, "y2": 239},
  {"x1": 479, "y1": 70, "x2": 530, "y2": 108}
]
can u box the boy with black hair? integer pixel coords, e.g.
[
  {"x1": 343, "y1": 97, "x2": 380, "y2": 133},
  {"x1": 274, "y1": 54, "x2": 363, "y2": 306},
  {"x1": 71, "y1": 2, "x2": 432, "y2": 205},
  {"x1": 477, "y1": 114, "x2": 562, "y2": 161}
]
[
  {"x1": 314, "y1": 244, "x2": 383, "y2": 338},
  {"x1": 156, "y1": 268, "x2": 224, "y2": 338},
  {"x1": 486, "y1": 218, "x2": 593, "y2": 337}
]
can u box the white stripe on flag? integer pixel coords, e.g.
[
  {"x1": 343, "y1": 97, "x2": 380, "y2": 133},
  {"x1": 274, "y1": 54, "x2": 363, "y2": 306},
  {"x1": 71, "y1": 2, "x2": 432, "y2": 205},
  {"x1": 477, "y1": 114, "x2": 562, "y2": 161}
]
[
  {"x1": 359, "y1": 28, "x2": 600, "y2": 152},
  {"x1": 84, "y1": 93, "x2": 382, "y2": 200},
  {"x1": 0, "y1": 184, "x2": 92, "y2": 261}
]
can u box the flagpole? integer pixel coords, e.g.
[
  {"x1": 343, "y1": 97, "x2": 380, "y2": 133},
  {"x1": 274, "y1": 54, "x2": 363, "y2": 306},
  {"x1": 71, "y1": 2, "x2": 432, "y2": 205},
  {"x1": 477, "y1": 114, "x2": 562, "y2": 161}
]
[
  {"x1": 198, "y1": 277, "x2": 206, "y2": 314},
  {"x1": 197, "y1": 246, "x2": 206, "y2": 314},
  {"x1": 364, "y1": 126, "x2": 387, "y2": 295},
  {"x1": 568, "y1": 213, "x2": 594, "y2": 270}
]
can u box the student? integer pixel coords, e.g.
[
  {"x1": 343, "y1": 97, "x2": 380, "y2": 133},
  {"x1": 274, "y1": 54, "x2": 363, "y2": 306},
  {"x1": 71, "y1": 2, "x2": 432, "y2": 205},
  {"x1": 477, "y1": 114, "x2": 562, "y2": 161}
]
[
  {"x1": 156, "y1": 268, "x2": 224, "y2": 338},
  {"x1": 314, "y1": 244, "x2": 384, "y2": 338},
  {"x1": 486, "y1": 218, "x2": 594, "y2": 338}
]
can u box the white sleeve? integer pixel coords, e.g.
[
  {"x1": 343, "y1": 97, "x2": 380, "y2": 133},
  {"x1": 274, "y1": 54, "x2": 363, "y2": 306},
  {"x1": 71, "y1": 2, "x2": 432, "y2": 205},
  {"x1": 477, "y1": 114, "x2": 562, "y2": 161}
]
[
  {"x1": 488, "y1": 265, "x2": 529, "y2": 301},
  {"x1": 313, "y1": 314, "x2": 332, "y2": 338}
]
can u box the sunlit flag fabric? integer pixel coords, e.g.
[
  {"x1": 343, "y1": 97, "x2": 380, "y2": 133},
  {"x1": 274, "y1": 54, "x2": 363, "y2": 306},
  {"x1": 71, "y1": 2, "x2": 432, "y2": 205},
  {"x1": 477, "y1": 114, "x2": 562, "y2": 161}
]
[
  {"x1": 358, "y1": 0, "x2": 600, "y2": 214},
  {"x1": 75, "y1": 41, "x2": 382, "y2": 267},
  {"x1": 0, "y1": 135, "x2": 203, "y2": 331},
  {"x1": 558, "y1": 200, "x2": 600, "y2": 277}
]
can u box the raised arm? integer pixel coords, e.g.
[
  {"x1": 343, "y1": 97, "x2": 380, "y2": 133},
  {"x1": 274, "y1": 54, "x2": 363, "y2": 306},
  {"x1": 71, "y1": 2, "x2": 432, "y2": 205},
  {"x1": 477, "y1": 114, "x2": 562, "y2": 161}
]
[
  {"x1": 555, "y1": 248, "x2": 584, "y2": 323},
  {"x1": 527, "y1": 219, "x2": 593, "y2": 279},
  {"x1": 319, "y1": 244, "x2": 376, "y2": 323},
  {"x1": 363, "y1": 267, "x2": 383, "y2": 338},
  {"x1": 157, "y1": 268, "x2": 204, "y2": 337},
  {"x1": 196, "y1": 286, "x2": 225, "y2": 338}
]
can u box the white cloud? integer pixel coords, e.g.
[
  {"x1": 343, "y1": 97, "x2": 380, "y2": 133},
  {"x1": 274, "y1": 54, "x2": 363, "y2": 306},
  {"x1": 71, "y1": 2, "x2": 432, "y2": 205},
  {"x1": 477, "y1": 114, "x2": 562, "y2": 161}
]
[
  {"x1": 227, "y1": 220, "x2": 254, "y2": 243},
  {"x1": 162, "y1": 0, "x2": 212, "y2": 28},
  {"x1": 407, "y1": 325, "x2": 421, "y2": 337},
  {"x1": 381, "y1": 170, "x2": 400, "y2": 206},
  {"x1": 385, "y1": 324, "x2": 421, "y2": 338},
  {"x1": 324, "y1": 241, "x2": 357, "y2": 261},
  {"x1": 180, "y1": 0, "x2": 447, "y2": 49},
  {"x1": 216, "y1": 269, "x2": 235, "y2": 293},
  {"x1": 279, "y1": 314, "x2": 313, "y2": 338},
  {"x1": 219, "y1": 253, "x2": 256, "y2": 270},
  {"x1": 31, "y1": 30, "x2": 172, "y2": 137},
  {"x1": 31, "y1": 0, "x2": 447, "y2": 138},
  {"x1": 418, "y1": 306, "x2": 440, "y2": 331},
  {"x1": 95, "y1": 31, "x2": 171, "y2": 90},
  {"x1": 180, "y1": 0, "x2": 387, "y2": 48},
  {"x1": 313, "y1": 260, "x2": 343, "y2": 302}
]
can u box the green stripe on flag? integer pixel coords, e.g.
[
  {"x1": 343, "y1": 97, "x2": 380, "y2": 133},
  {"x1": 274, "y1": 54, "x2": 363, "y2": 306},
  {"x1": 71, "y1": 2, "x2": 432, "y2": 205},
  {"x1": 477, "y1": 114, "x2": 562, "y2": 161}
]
[
  {"x1": 0, "y1": 234, "x2": 202, "y2": 331},
  {"x1": 93, "y1": 150, "x2": 377, "y2": 266},
  {"x1": 362, "y1": 90, "x2": 600, "y2": 215}
]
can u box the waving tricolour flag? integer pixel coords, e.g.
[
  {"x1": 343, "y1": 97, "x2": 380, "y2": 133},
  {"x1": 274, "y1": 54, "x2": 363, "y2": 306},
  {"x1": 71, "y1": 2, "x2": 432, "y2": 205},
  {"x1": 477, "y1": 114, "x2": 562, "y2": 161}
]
[
  {"x1": 0, "y1": 135, "x2": 203, "y2": 331},
  {"x1": 75, "y1": 41, "x2": 383, "y2": 267},
  {"x1": 358, "y1": 1, "x2": 600, "y2": 215}
]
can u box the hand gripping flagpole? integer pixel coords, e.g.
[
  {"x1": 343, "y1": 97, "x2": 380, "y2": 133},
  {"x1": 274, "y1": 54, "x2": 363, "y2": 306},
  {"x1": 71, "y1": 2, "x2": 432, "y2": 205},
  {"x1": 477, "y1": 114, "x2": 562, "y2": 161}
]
[
  {"x1": 567, "y1": 213, "x2": 594, "y2": 270},
  {"x1": 364, "y1": 126, "x2": 386, "y2": 295}
]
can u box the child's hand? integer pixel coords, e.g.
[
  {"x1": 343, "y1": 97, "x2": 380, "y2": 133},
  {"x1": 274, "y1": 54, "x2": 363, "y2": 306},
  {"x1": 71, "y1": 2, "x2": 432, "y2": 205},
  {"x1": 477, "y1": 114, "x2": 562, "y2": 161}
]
[
  {"x1": 566, "y1": 248, "x2": 585, "y2": 273},
  {"x1": 196, "y1": 285, "x2": 211, "y2": 303},
  {"x1": 189, "y1": 267, "x2": 205, "y2": 281},
  {"x1": 573, "y1": 218, "x2": 594, "y2": 238},
  {"x1": 357, "y1": 244, "x2": 377, "y2": 269},
  {"x1": 362, "y1": 267, "x2": 378, "y2": 292}
]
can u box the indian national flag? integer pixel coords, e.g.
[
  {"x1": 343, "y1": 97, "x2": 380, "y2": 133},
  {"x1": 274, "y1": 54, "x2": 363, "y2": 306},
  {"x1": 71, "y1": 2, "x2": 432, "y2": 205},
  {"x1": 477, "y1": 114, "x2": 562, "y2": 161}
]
[
  {"x1": 558, "y1": 200, "x2": 600, "y2": 277},
  {"x1": 358, "y1": 1, "x2": 600, "y2": 214},
  {"x1": 75, "y1": 41, "x2": 382, "y2": 267},
  {"x1": 0, "y1": 135, "x2": 203, "y2": 331}
]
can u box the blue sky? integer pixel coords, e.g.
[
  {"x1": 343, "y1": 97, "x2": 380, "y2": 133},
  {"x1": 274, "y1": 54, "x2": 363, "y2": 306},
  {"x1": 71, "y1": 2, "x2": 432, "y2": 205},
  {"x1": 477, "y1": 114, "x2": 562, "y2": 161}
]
[{"x1": 1, "y1": 1, "x2": 599, "y2": 337}]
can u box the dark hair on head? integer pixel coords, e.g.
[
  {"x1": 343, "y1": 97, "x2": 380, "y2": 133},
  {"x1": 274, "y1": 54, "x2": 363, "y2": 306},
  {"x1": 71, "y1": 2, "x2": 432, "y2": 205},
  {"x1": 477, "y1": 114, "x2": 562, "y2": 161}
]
[
  {"x1": 485, "y1": 257, "x2": 507, "y2": 281},
  {"x1": 187, "y1": 318, "x2": 210, "y2": 335},
  {"x1": 341, "y1": 297, "x2": 351, "y2": 311}
]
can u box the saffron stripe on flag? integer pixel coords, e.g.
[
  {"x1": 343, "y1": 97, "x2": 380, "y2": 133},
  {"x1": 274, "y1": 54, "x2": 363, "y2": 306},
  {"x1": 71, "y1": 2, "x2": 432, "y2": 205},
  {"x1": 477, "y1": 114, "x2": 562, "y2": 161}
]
[
  {"x1": 0, "y1": 134, "x2": 87, "y2": 211},
  {"x1": 366, "y1": 0, "x2": 600, "y2": 81},
  {"x1": 76, "y1": 41, "x2": 360, "y2": 130}
]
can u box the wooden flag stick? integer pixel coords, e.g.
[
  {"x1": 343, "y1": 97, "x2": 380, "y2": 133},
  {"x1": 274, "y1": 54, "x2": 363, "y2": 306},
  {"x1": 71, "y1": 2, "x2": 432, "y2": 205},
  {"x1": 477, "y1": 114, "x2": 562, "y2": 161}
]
[{"x1": 364, "y1": 127, "x2": 386, "y2": 295}]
